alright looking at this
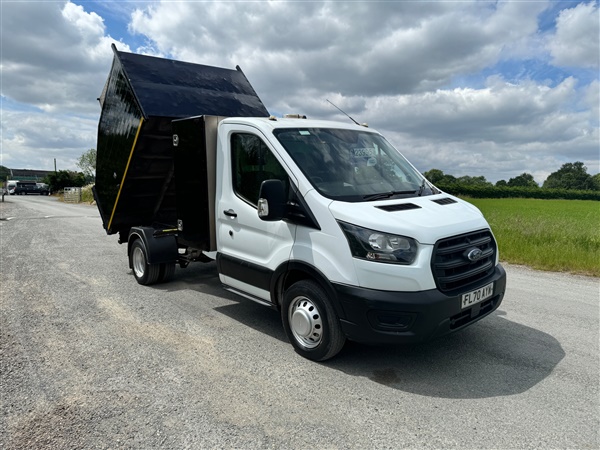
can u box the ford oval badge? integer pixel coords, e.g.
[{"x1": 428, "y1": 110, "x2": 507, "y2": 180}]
[{"x1": 467, "y1": 248, "x2": 483, "y2": 262}]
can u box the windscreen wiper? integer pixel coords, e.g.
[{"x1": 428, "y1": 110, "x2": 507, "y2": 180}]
[
  {"x1": 417, "y1": 179, "x2": 439, "y2": 196},
  {"x1": 363, "y1": 190, "x2": 416, "y2": 201}
]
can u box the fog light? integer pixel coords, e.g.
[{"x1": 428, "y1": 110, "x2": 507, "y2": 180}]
[{"x1": 368, "y1": 310, "x2": 416, "y2": 331}]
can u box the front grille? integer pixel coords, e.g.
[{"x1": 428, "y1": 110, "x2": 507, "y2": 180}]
[{"x1": 431, "y1": 229, "x2": 496, "y2": 293}]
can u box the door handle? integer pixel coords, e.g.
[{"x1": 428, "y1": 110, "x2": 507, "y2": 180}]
[{"x1": 223, "y1": 209, "x2": 237, "y2": 218}]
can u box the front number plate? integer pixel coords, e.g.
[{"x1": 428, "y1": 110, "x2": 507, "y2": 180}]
[{"x1": 461, "y1": 282, "x2": 494, "y2": 309}]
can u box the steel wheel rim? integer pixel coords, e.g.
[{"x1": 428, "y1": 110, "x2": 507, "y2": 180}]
[
  {"x1": 132, "y1": 246, "x2": 146, "y2": 278},
  {"x1": 288, "y1": 296, "x2": 323, "y2": 349}
]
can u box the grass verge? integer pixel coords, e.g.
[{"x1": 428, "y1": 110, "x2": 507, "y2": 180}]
[{"x1": 464, "y1": 198, "x2": 599, "y2": 277}]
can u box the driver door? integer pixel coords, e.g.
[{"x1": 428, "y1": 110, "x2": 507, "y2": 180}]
[{"x1": 216, "y1": 129, "x2": 296, "y2": 302}]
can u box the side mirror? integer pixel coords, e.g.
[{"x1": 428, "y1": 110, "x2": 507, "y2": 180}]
[{"x1": 258, "y1": 179, "x2": 285, "y2": 221}]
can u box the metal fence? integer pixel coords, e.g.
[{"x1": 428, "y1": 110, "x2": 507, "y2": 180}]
[{"x1": 63, "y1": 187, "x2": 82, "y2": 203}]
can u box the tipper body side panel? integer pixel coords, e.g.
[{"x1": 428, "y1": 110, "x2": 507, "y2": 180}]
[{"x1": 94, "y1": 45, "x2": 269, "y2": 239}]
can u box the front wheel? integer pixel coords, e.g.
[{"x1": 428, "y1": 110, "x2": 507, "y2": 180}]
[
  {"x1": 282, "y1": 280, "x2": 346, "y2": 361},
  {"x1": 130, "y1": 239, "x2": 160, "y2": 285}
]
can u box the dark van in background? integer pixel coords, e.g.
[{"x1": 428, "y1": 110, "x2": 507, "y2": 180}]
[{"x1": 14, "y1": 181, "x2": 50, "y2": 195}]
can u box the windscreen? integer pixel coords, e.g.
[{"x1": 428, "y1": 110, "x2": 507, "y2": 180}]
[{"x1": 274, "y1": 127, "x2": 434, "y2": 202}]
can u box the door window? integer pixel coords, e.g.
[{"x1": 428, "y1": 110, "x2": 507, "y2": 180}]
[{"x1": 231, "y1": 133, "x2": 289, "y2": 206}]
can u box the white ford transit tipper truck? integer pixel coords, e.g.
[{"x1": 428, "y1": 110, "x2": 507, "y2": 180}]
[{"x1": 94, "y1": 46, "x2": 506, "y2": 361}]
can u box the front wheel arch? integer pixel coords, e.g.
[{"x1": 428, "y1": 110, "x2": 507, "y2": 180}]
[{"x1": 272, "y1": 262, "x2": 348, "y2": 322}]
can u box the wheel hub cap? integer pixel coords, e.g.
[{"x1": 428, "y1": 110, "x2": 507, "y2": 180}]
[
  {"x1": 289, "y1": 296, "x2": 323, "y2": 349},
  {"x1": 291, "y1": 309, "x2": 312, "y2": 337},
  {"x1": 132, "y1": 247, "x2": 146, "y2": 278}
]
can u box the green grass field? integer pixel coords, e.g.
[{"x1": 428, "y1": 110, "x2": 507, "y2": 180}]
[{"x1": 464, "y1": 198, "x2": 600, "y2": 277}]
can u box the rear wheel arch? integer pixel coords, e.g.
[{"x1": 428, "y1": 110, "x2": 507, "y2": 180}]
[
  {"x1": 127, "y1": 231, "x2": 144, "y2": 269},
  {"x1": 127, "y1": 229, "x2": 177, "y2": 285},
  {"x1": 129, "y1": 238, "x2": 160, "y2": 285}
]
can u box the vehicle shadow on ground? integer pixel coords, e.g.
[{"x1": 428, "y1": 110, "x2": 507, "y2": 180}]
[
  {"x1": 153, "y1": 261, "x2": 231, "y2": 298},
  {"x1": 154, "y1": 264, "x2": 565, "y2": 400},
  {"x1": 331, "y1": 310, "x2": 566, "y2": 399},
  {"x1": 152, "y1": 262, "x2": 288, "y2": 342}
]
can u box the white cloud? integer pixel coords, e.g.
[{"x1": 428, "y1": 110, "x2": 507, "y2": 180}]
[
  {"x1": 1, "y1": 110, "x2": 97, "y2": 171},
  {"x1": 1, "y1": 1, "x2": 132, "y2": 170},
  {"x1": 1, "y1": 1, "x2": 130, "y2": 114},
  {"x1": 304, "y1": 76, "x2": 597, "y2": 183},
  {"x1": 548, "y1": 2, "x2": 600, "y2": 68},
  {"x1": 128, "y1": 0, "x2": 549, "y2": 98}
]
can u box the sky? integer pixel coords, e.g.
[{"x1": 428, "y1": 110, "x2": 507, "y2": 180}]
[{"x1": 1, "y1": 0, "x2": 598, "y2": 185}]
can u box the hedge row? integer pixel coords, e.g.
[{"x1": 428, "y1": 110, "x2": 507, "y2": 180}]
[{"x1": 436, "y1": 183, "x2": 600, "y2": 201}]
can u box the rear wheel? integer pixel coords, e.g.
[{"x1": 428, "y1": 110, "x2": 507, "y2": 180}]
[
  {"x1": 282, "y1": 280, "x2": 346, "y2": 361},
  {"x1": 158, "y1": 263, "x2": 176, "y2": 283},
  {"x1": 130, "y1": 239, "x2": 160, "y2": 285}
]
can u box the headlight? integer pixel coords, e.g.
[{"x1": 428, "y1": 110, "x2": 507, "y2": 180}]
[{"x1": 338, "y1": 221, "x2": 418, "y2": 264}]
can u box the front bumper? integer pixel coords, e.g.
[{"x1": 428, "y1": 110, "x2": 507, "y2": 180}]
[{"x1": 334, "y1": 264, "x2": 507, "y2": 345}]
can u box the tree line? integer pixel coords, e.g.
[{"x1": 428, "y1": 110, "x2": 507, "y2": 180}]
[{"x1": 424, "y1": 162, "x2": 600, "y2": 200}]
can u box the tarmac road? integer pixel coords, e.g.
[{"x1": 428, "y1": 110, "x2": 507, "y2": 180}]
[{"x1": 1, "y1": 195, "x2": 598, "y2": 449}]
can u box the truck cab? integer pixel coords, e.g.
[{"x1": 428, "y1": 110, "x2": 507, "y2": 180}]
[{"x1": 209, "y1": 117, "x2": 506, "y2": 360}]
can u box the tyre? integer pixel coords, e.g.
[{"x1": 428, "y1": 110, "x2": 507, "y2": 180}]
[
  {"x1": 282, "y1": 280, "x2": 346, "y2": 361},
  {"x1": 158, "y1": 263, "x2": 176, "y2": 283},
  {"x1": 130, "y1": 239, "x2": 160, "y2": 285}
]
